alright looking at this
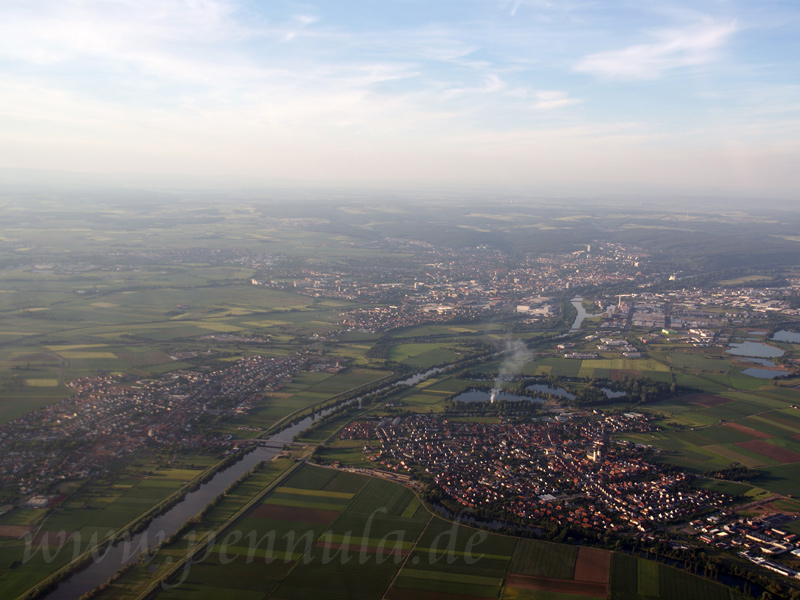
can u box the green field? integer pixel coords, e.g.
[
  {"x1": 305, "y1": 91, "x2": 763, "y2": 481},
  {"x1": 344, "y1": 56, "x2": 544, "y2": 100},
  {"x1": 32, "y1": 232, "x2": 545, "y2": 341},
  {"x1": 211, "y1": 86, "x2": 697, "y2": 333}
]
[
  {"x1": 610, "y1": 554, "x2": 739, "y2": 600},
  {"x1": 166, "y1": 466, "x2": 738, "y2": 600},
  {"x1": 227, "y1": 368, "x2": 391, "y2": 434},
  {"x1": 0, "y1": 257, "x2": 373, "y2": 424},
  {"x1": 626, "y1": 384, "x2": 800, "y2": 495},
  {"x1": 0, "y1": 455, "x2": 213, "y2": 599},
  {"x1": 670, "y1": 352, "x2": 731, "y2": 373},
  {"x1": 509, "y1": 539, "x2": 577, "y2": 579},
  {"x1": 386, "y1": 343, "x2": 464, "y2": 368}
]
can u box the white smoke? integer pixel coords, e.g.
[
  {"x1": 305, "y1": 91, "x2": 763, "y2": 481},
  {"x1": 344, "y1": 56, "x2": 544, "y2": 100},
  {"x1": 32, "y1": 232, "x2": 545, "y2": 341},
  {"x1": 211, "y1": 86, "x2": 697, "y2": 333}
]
[{"x1": 490, "y1": 339, "x2": 532, "y2": 402}]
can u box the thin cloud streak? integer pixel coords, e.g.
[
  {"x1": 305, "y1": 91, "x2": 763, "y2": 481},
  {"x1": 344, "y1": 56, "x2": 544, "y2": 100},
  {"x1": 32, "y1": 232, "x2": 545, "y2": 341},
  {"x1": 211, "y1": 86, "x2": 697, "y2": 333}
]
[
  {"x1": 575, "y1": 19, "x2": 738, "y2": 80},
  {"x1": 531, "y1": 90, "x2": 581, "y2": 110}
]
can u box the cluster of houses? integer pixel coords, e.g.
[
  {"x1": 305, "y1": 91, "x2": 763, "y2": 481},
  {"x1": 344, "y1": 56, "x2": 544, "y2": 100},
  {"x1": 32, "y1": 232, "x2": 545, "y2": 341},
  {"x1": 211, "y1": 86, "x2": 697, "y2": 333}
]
[
  {"x1": 0, "y1": 353, "x2": 313, "y2": 496},
  {"x1": 342, "y1": 412, "x2": 725, "y2": 534},
  {"x1": 341, "y1": 303, "x2": 491, "y2": 333},
  {"x1": 256, "y1": 235, "x2": 800, "y2": 336},
  {"x1": 247, "y1": 230, "x2": 800, "y2": 336},
  {"x1": 254, "y1": 240, "x2": 650, "y2": 333},
  {"x1": 595, "y1": 337, "x2": 640, "y2": 357},
  {"x1": 688, "y1": 512, "x2": 800, "y2": 578}
]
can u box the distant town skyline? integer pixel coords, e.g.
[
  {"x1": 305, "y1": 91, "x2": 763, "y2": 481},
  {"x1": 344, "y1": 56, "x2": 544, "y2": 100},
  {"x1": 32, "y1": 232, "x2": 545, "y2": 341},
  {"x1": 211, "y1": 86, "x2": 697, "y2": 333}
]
[{"x1": 1, "y1": 0, "x2": 799, "y2": 198}]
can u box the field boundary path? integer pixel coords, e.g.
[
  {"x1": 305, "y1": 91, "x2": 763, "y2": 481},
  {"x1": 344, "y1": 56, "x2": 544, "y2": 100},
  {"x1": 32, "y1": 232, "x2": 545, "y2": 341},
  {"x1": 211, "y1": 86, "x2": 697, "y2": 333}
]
[{"x1": 381, "y1": 513, "x2": 433, "y2": 599}]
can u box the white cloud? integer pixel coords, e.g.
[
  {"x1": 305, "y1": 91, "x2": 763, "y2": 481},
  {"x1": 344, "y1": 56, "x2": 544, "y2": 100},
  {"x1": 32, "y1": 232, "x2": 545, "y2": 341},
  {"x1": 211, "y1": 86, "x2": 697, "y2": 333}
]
[
  {"x1": 443, "y1": 74, "x2": 507, "y2": 97},
  {"x1": 531, "y1": 90, "x2": 581, "y2": 110},
  {"x1": 0, "y1": 0, "x2": 796, "y2": 196},
  {"x1": 442, "y1": 75, "x2": 580, "y2": 112},
  {"x1": 0, "y1": 0, "x2": 244, "y2": 62},
  {"x1": 575, "y1": 19, "x2": 737, "y2": 80}
]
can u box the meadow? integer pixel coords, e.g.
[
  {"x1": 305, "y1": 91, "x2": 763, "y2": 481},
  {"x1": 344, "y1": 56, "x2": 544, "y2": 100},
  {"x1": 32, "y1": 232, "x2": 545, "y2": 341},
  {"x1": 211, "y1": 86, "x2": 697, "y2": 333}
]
[
  {"x1": 619, "y1": 388, "x2": 800, "y2": 496},
  {"x1": 224, "y1": 368, "x2": 391, "y2": 436},
  {"x1": 0, "y1": 282, "x2": 357, "y2": 425},
  {"x1": 94, "y1": 464, "x2": 740, "y2": 600},
  {"x1": 0, "y1": 452, "x2": 218, "y2": 599}
]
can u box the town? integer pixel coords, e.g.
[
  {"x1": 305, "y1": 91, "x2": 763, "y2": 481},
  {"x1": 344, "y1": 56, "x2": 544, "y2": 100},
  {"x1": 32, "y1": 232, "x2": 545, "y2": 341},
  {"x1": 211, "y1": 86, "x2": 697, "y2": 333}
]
[
  {"x1": 249, "y1": 237, "x2": 800, "y2": 334},
  {"x1": 340, "y1": 412, "x2": 727, "y2": 534},
  {"x1": 253, "y1": 241, "x2": 650, "y2": 331},
  {"x1": 0, "y1": 352, "x2": 315, "y2": 496}
]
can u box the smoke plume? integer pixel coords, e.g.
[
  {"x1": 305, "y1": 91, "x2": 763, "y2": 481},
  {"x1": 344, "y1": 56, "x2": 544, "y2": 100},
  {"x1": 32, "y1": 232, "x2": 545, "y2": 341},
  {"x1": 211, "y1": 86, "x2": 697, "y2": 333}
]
[{"x1": 490, "y1": 339, "x2": 533, "y2": 403}]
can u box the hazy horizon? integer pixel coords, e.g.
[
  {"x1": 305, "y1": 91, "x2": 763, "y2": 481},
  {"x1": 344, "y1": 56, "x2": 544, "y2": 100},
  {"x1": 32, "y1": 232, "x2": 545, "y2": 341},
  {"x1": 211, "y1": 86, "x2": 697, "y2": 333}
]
[{"x1": 1, "y1": 1, "x2": 799, "y2": 198}]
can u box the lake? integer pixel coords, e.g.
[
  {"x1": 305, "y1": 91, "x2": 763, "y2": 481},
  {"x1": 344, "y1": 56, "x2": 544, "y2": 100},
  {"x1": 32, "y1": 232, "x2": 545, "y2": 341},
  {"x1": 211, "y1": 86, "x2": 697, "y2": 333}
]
[
  {"x1": 453, "y1": 390, "x2": 543, "y2": 403},
  {"x1": 397, "y1": 366, "x2": 444, "y2": 385},
  {"x1": 773, "y1": 330, "x2": 800, "y2": 344},
  {"x1": 726, "y1": 342, "x2": 784, "y2": 359}
]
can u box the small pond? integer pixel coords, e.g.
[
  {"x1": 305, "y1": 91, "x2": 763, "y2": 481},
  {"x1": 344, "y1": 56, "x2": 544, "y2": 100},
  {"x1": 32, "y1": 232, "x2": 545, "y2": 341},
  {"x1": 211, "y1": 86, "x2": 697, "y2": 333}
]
[
  {"x1": 742, "y1": 368, "x2": 790, "y2": 379},
  {"x1": 742, "y1": 358, "x2": 776, "y2": 367}
]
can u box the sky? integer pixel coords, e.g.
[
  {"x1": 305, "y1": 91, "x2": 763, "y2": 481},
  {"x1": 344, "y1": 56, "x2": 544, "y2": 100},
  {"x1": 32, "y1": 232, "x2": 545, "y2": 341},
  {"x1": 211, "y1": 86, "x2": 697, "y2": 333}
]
[{"x1": 1, "y1": 0, "x2": 799, "y2": 197}]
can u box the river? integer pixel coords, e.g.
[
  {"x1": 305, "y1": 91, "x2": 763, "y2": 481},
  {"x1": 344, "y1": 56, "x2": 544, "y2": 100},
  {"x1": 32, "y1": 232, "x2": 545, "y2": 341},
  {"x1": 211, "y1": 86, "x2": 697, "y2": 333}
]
[
  {"x1": 396, "y1": 366, "x2": 444, "y2": 386},
  {"x1": 568, "y1": 297, "x2": 597, "y2": 331},
  {"x1": 41, "y1": 366, "x2": 449, "y2": 599},
  {"x1": 43, "y1": 408, "x2": 340, "y2": 599}
]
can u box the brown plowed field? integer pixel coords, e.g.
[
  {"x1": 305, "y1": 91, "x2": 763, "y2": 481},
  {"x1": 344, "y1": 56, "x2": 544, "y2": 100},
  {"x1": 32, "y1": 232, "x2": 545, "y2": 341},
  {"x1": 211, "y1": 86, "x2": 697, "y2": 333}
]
[
  {"x1": 689, "y1": 394, "x2": 733, "y2": 407},
  {"x1": 505, "y1": 574, "x2": 608, "y2": 597},
  {"x1": 610, "y1": 370, "x2": 642, "y2": 380},
  {"x1": 761, "y1": 413, "x2": 800, "y2": 430},
  {"x1": 249, "y1": 504, "x2": 339, "y2": 524},
  {"x1": 724, "y1": 422, "x2": 772, "y2": 439},
  {"x1": 573, "y1": 547, "x2": 611, "y2": 583},
  {"x1": 0, "y1": 525, "x2": 31, "y2": 538},
  {"x1": 737, "y1": 440, "x2": 800, "y2": 463},
  {"x1": 385, "y1": 588, "x2": 488, "y2": 600}
]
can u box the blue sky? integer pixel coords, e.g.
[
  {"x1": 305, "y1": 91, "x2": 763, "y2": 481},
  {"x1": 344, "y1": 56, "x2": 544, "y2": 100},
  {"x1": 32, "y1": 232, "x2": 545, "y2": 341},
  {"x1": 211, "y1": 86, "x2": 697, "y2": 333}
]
[{"x1": 1, "y1": 0, "x2": 799, "y2": 196}]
